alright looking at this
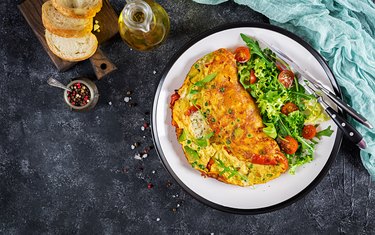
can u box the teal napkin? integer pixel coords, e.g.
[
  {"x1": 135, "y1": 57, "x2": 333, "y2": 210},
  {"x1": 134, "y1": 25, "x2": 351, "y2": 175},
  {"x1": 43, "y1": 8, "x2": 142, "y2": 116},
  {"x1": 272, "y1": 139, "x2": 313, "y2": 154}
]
[{"x1": 193, "y1": 0, "x2": 375, "y2": 178}]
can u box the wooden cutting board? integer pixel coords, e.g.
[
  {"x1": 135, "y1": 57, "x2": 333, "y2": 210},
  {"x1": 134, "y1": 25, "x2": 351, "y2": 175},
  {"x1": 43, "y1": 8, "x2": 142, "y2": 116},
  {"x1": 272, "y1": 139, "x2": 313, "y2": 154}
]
[{"x1": 18, "y1": 0, "x2": 119, "y2": 79}]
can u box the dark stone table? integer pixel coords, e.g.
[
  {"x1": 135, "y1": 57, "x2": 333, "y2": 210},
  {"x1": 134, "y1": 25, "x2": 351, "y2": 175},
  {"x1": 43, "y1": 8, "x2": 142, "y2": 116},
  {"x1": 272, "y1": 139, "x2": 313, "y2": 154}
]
[{"x1": 1, "y1": 0, "x2": 374, "y2": 234}]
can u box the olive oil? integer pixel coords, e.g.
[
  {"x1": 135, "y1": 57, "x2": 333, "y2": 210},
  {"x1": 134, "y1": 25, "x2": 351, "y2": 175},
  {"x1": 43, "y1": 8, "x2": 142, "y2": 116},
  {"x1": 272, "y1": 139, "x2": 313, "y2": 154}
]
[{"x1": 118, "y1": 0, "x2": 170, "y2": 51}]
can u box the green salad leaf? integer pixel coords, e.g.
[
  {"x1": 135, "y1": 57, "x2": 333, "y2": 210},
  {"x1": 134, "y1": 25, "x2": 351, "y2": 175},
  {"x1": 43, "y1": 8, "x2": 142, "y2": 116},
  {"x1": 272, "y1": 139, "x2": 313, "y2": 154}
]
[
  {"x1": 263, "y1": 123, "x2": 277, "y2": 139},
  {"x1": 237, "y1": 34, "x2": 334, "y2": 173},
  {"x1": 316, "y1": 126, "x2": 334, "y2": 139}
]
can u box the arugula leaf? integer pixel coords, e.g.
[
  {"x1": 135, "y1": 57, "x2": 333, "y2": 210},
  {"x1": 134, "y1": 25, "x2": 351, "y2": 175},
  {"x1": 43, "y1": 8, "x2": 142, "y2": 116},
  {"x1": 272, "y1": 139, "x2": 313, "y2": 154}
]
[
  {"x1": 240, "y1": 33, "x2": 271, "y2": 64},
  {"x1": 216, "y1": 159, "x2": 247, "y2": 182},
  {"x1": 316, "y1": 126, "x2": 334, "y2": 139},
  {"x1": 194, "y1": 73, "x2": 217, "y2": 87}
]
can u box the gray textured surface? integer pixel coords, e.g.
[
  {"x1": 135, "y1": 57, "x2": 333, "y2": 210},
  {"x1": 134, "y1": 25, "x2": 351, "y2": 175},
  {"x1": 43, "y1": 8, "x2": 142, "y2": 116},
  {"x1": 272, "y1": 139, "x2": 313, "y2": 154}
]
[{"x1": 0, "y1": 0, "x2": 374, "y2": 234}]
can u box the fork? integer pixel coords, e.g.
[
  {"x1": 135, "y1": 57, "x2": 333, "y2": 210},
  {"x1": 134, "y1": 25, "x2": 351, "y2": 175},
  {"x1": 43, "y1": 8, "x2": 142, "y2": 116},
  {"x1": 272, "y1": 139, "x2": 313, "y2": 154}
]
[{"x1": 258, "y1": 39, "x2": 373, "y2": 129}]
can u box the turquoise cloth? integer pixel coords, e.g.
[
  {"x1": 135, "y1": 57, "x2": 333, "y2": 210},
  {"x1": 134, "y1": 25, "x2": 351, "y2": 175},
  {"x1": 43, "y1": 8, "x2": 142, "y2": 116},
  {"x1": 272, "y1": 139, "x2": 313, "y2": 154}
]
[{"x1": 194, "y1": 0, "x2": 375, "y2": 178}]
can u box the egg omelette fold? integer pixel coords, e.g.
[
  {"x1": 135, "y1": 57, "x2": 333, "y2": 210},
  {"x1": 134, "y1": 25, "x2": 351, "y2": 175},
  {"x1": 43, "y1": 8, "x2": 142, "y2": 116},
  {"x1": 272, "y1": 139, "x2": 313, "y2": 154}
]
[{"x1": 170, "y1": 48, "x2": 288, "y2": 186}]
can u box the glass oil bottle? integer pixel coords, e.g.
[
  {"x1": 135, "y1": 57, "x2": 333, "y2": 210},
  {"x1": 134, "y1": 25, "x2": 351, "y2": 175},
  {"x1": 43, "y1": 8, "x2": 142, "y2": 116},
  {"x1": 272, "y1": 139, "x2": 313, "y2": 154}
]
[{"x1": 118, "y1": 0, "x2": 170, "y2": 51}]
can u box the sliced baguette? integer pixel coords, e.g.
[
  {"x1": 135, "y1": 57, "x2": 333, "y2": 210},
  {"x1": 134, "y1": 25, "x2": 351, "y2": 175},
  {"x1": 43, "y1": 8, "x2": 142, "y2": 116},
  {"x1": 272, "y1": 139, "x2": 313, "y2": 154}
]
[
  {"x1": 42, "y1": 1, "x2": 93, "y2": 38},
  {"x1": 45, "y1": 29, "x2": 98, "y2": 61},
  {"x1": 51, "y1": 0, "x2": 102, "y2": 19}
]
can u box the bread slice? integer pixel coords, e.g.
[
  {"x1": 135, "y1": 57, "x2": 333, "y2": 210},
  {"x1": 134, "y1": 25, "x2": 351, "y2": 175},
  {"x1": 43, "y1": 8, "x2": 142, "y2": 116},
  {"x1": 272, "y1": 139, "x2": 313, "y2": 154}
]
[
  {"x1": 51, "y1": 0, "x2": 102, "y2": 19},
  {"x1": 45, "y1": 29, "x2": 98, "y2": 61},
  {"x1": 42, "y1": 1, "x2": 93, "y2": 38}
]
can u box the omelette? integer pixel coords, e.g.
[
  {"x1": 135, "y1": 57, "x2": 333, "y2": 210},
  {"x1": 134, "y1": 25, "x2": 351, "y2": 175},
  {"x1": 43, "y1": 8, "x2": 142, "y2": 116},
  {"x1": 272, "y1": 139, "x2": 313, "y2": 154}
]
[{"x1": 170, "y1": 48, "x2": 288, "y2": 186}]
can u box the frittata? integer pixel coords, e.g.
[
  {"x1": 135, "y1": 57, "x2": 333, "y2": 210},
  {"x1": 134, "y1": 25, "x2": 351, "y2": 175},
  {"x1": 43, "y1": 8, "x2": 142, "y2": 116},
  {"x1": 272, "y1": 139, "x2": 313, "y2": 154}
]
[{"x1": 170, "y1": 48, "x2": 288, "y2": 186}]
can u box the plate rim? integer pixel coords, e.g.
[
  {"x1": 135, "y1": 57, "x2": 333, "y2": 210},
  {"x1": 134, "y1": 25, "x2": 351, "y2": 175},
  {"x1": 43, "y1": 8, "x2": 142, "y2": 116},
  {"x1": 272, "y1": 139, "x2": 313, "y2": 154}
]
[{"x1": 151, "y1": 22, "x2": 343, "y2": 214}]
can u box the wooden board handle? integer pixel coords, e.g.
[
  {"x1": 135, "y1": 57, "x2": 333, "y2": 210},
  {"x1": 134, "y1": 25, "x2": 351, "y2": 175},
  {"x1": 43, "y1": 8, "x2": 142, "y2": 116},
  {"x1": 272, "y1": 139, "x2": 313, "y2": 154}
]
[{"x1": 89, "y1": 48, "x2": 117, "y2": 80}]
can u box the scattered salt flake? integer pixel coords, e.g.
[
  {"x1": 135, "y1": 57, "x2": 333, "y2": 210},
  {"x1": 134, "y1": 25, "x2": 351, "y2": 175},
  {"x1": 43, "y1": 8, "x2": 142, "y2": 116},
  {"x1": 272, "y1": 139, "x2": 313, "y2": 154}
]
[
  {"x1": 177, "y1": 204, "x2": 180, "y2": 208},
  {"x1": 134, "y1": 153, "x2": 142, "y2": 160},
  {"x1": 141, "y1": 126, "x2": 145, "y2": 131},
  {"x1": 156, "y1": 218, "x2": 160, "y2": 222},
  {"x1": 142, "y1": 154, "x2": 148, "y2": 159},
  {"x1": 211, "y1": 233, "x2": 214, "y2": 235},
  {"x1": 153, "y1": 70, "x2": 157, "y2": 74},
  {"x1": 108, "y1": 101, "x2": 112, "y2": 105},
  {"x1": 131, "y1": 145, "x2": 135, "y2": 150},
  {"x1": 143, "y1": 136, "x2": 146, "y2": 139},
  {"x1": 124, "y1": 97, "x2": 131, "y2": 102},
  {"x1": 152, "y1": 170, "x2": 156, "y2": 174}
]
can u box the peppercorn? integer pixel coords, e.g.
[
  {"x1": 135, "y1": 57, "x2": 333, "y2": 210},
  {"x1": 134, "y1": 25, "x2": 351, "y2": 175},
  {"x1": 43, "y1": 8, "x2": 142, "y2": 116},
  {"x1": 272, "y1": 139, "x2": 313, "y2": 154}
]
[{"x1": 67, "y1": 82, "x2": 91, "y2": 107}]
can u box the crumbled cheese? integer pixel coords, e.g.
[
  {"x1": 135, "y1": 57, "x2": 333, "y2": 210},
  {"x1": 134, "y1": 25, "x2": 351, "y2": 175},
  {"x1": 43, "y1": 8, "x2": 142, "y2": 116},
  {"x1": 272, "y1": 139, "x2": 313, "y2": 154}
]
[
  {"x1": 190, "y1": 111, "x2": 210, "y2": 139},
  {"x1": 108, "y1": 101, "x2": 112, "y2": 105},
  {"x1": 134, "y1": 153, "x2": 142, "y2": 160},
  {"x1": 142, "y1": 154, "x2": 148, "y2": 159},
  {"x1": 93, "y1": 24, "x2": 100, "y2": 32}
]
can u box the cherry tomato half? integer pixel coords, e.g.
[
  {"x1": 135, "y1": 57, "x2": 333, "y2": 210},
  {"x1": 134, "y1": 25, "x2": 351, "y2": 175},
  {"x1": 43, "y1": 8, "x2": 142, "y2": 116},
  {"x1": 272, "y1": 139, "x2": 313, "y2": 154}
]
[
  {"x1": 250, "y1": 69, "x2": 257, "y2": 84},
  {"x1": 278, "y1": 70, "x2": 294, "y2": 88},
  {"x1": 302, "y1": 125, "x2": 317, "y2": 140},
  {"x1": 234, "y1": 46, "x2": 250, "y2": 63},
  {"x1": 279, "y1": 136, "x2": 299, "y2": 155},
  {"x1": 281, "y1": 102, "x2": 299, "y2": 115}
]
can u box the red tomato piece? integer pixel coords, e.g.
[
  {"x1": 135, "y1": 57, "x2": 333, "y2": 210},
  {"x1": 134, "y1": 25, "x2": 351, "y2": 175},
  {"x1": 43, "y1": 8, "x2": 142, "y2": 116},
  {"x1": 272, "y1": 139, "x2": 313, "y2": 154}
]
[
  {"x1": 234, "y1": 46, "x2": 250, "y2": 63},
  {"x1": 281, "y1": 102, "x2": 299, "y2": 115},
  {"x1": 185, "y1": 105, "x2": 200, "y2": 116},
  {"x1": 250, "y1": 69, "x2": 257, "y2": 84},
  {"x1": 206, "y1": 158, "x2": 215, "y2": 171},
  {"x1": 278, "y1": 70, "x2": 294, "y2": 88},
  {"x1": 170, "y1": 92, "x2": 180, "y2": 108},
  {"x1": 251, "y1": 154, "x2": 278, "y2": 165},
  {"x1": 279, "y1": 136, "x2": 299, "y2": 154},
  {"x1": 302, "y1": 125, "x2": 317, "y2": 140}
]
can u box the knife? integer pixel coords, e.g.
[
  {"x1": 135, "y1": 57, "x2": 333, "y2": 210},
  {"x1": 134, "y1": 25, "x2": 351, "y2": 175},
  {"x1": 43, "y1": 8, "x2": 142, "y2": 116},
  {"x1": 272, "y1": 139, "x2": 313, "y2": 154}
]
[
  {"x1": 304, "y1": 82, "x2": 367, "y2": 149},
  {"x1": 259, "y1": 40, "x2": 373, "y2": 129}
]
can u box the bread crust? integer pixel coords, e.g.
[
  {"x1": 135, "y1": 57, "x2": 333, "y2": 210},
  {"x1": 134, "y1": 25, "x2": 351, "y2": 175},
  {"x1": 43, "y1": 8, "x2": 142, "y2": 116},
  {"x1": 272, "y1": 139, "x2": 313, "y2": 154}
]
[
  {"x1": 45, "y1": 30, "x2": 98, "y2": 62},
  {"x1": 42, "y1": 1, "x2": 93, "y2": 38},
  {"x1": 51, "y1": 0, "x2": 102, "y2": 19}
]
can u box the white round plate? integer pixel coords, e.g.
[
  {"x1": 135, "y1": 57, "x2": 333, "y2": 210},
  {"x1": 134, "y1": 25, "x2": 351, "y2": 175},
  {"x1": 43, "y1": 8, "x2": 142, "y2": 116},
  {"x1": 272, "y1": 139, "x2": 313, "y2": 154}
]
[{"x1": 152, "y1": 23, "x2": 343, "y2": 214}]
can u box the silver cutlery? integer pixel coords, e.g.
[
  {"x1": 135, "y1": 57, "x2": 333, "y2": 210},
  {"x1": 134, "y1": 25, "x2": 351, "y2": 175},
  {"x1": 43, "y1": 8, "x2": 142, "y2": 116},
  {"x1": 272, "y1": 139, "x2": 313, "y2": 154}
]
[
  {"x1": 259, "y1": 39, "x2": 373, "y2": 129},
  {"x1": 304, "y1": 81, "x2": 367, "y2": 149}
]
